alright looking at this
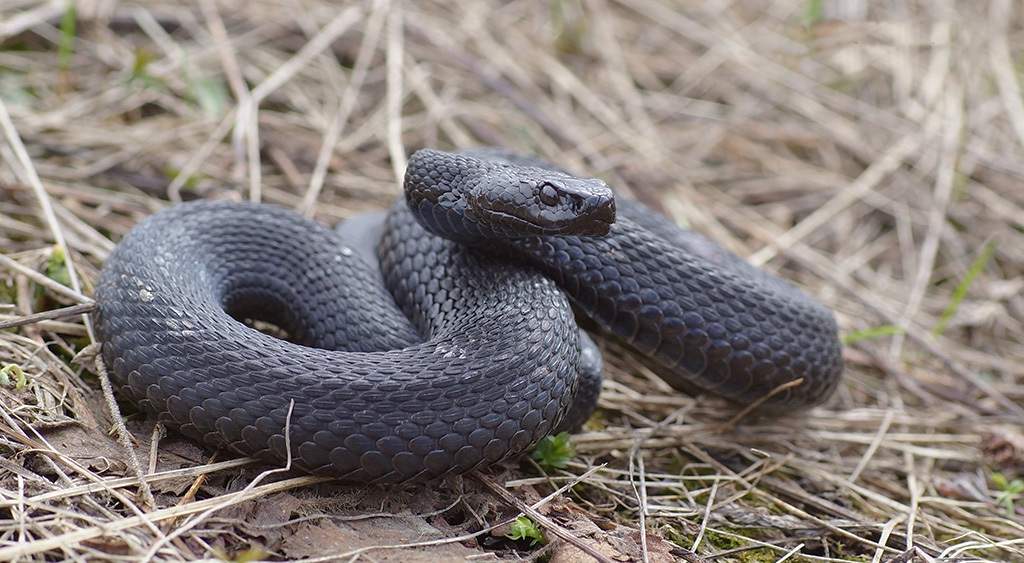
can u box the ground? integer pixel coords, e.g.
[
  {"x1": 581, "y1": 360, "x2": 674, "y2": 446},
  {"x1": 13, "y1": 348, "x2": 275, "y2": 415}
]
[{"x1": 1, "y1": 0, "x2": 1023, "y2": 561}]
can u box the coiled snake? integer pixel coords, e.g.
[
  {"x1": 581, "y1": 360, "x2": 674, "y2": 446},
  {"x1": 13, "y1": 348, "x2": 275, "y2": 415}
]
[{"x1": 95, "y1": 148, "x2": 843, "y2": 483}]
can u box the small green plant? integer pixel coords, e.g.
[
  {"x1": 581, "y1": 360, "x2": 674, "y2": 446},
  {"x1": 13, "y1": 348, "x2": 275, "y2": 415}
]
[
  {"x1": 550, "y1": 0, "x2": 587, "y2": 55},
  {"x1": 45, "y1": 246, "x2": 71, "y2": 287},
  {"x1": 505, "y1": 516, "x2": 544, "y2": 546},
  {"x1": 128, "y1": 48, "x2": 166, "y2": 90},
  {"x1": 992, "y1": 472, "x2": 1023, "y2": 516},
  {"x1": 531, "y1": 431, "x2": 574, "y2": 470},
  {"x1": 188, "y1": 74, "x2": 229, "y2": 119},
  {"x1": 0, "y1": 364, "x2": 27, "y2": 390},
  {"x1": 131, "y1": 48, "x2": 155, "y2": 79}
]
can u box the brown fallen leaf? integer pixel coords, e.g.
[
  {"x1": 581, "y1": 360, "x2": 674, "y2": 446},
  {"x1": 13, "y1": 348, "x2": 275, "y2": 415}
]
[
  {"x1": 35, "y1": 424, "x2": 129, "y2": 475},
  {"x1": 982, "y1": 425, "x2": 1024, "y2": 473},
  {"x1": 934, "y1": 473, "x2": 989, "y2": 502},
  {"x1": 280, "y1": 515, "x2": 480, "y2": 562},
  {"x1": 547, "y1": 510, "x2": 675, "y2": 563}
]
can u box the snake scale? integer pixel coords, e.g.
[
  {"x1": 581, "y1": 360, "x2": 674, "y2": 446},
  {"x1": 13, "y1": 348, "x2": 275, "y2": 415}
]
[{"x1": 94, "y1": 148, "x2": 843, "y2": 483}]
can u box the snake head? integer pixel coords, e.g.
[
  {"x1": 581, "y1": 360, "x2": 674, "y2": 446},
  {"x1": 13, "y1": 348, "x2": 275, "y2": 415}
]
[
  {"x1": 404, "y1": 148, "x2": 616, "y2": 242},
  {"x1": 475, "y1": 172, "x2": 616, "y2": 237}
]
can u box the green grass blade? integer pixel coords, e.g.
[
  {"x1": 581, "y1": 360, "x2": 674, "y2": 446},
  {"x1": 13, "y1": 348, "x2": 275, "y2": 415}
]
[
  {"x1": 58, "y1": 3, "x2": 76, "y2": 71},
  {"x1": 842, "y1": 325, "x2": 905, "y2": 345},
  {"x1": 932, "y1": 241, "x2": 997, "y2": 337}
]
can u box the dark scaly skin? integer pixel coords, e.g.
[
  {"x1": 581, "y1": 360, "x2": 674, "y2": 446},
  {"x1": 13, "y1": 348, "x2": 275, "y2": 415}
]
[
  {"x1": 95, "y1": 148, "x2": 842, "y2": 484},
  {"x1": 96, "y1": 202, "x2": 585, "y2": 483},
  {"x1": 408, "y1": 149, "x2": 843, "y2": 408}
]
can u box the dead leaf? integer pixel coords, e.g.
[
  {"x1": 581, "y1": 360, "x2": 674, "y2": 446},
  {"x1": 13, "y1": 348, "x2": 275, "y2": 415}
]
[
  {"x1": 550, "y1": 539, "x2": 627, "y2": 563},
  {"x1": 36, "y1": 424, "x2": 128, "y2": 474},
  {"x1": 280, "y1": 516, "x2": 480, "y2": 562},
  {"x1": 549, "y1": 518, "x2": 676, "y2": 563},
  {"x1": 982, "y1": 425, "x2": 1024, "y2": 472},
  {"x1": 935, "y1": 473, "x2": 988, "y2": 502}
]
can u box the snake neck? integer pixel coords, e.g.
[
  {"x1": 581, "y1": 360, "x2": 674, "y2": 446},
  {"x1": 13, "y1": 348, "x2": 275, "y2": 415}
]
[{"x1": 404, "y1": 150, "x2": 488, "y2": 244}]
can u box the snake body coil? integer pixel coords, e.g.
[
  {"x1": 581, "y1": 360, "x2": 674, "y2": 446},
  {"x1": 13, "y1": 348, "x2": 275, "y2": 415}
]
[{"x1": 95, "y1": 149, "x2": 842, "y2": 483}]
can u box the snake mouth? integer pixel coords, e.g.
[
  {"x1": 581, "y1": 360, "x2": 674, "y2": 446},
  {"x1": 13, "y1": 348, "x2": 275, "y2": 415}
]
[
  {"x1": 485, "y1": 209, "x2": 571, "y2": 235},
  {"x1": 485, "y1": 198, "x2": 615, "y2": 237}
]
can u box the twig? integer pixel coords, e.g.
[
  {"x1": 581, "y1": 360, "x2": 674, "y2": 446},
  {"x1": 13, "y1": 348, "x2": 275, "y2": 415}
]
[
  {"x1": 0, "y1": 99, "x2": 93, "y2": 339},
  {"x1": 472, "y1": 471, "x2": 618, "y2": 563},
  {"x1": 141, "y1": 400, "x2": 297, "y2": 562},
  {"x1": 748, "y1": 127, "x2": 929, "y2": 266},
  {"x1": 147, "y1": 422, "x2": 165, "y2": 475},
  {"x1": 91, "y1": 351, "x2": 156, "y2": 511},
  {"x1": 691, "y1": 480, "x2": 718, "y2": 553},
  {"x1": 300, "y1": 465, "x2": 606, "y2": 563},
  {"x1": 4, "y1": 458, "x2": 256, "y2": 508},
  {"x1": 385, "y1": 1, "x2": 406, "y2": 181},
  {"x1": 890, "y1": 85, "x2": 962, "y2": 357},
  {"x1": 0, "y1": 254, "x2": 93, "y2": 304},
  {"x1": 0, "y1": 474, "x2": 331, "y2": 560},
  {"x1": 167, "y1": 109, "x2": 237, "y2": 202},
  {"x1": 989, "y1": 0, "x2": 1024, "y2": 151},
  {"x1": 234, "y1": 6, "x2": 363, "y2": 202},
  {"x1": 0, "y1": 302, "x2": 95, "y2": 330},
  {"x1": 721, "y1": 378, "x2": 806, "y2": 430},
  {"x1": 300, "y1": 0, "x2": 388, "y2": 217},
  {"x1": 849, "y1": 409, "x2": 896, "y2": 484},
  {"x1": 199, "y1": 0, "x2": 250, "y2": 106},
  {"x1": 774, "y1": 543, "x2": 805, "y2": 563},
  {"x1": 633, "y1": 452, "x2": 650, "y2": 563}
]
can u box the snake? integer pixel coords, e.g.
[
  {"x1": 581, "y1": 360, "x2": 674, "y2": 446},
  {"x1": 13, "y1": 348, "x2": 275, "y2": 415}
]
[{"x1": 94, "y1": 148, "x2": 843, "y2": 483}]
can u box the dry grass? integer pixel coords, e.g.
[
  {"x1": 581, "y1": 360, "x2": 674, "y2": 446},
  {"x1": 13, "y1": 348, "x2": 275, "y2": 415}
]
[{"x1": 1, "y1": 0, "x2": 1023, "y2": 561}]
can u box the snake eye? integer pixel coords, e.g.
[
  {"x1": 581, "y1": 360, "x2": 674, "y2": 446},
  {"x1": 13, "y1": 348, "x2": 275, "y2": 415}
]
[{"x1": 539, "y1": 183, "x2": 560, "y2": 206}]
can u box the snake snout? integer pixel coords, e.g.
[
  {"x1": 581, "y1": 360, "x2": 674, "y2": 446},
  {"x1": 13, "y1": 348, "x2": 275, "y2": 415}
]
[
  {"x1": 534, "y1": 176, "x2": 616, "y2": 236},
  {"x1": 580, "y1": 189, "x2": 616, "y2": 235},
  {"x1": 561, "y1": 192, "x2": 614, "y2": 236}
]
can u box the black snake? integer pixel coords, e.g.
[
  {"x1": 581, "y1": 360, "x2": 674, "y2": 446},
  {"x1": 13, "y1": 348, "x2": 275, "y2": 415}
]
[{"x1": 94, "y1": 148, "x2": 843, "y2": 483}]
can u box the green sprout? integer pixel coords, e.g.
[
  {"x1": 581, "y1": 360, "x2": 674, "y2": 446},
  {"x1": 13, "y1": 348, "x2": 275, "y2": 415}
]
[
  {"x1": 531, "y1": 431, "x2": 574, "y2": 471},
  {"x1": 0, "y1": 364, "x2": 27, "y2": 390},
  {"x1": 505, "y1": 516, "x2": 544, "y2": 546},
  {"x1": 188, "y1": 74, "x2": 229, "y2": 119},
  {"x1": 992, "y1": 472, "x2": 1024, "y2": 517}
]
